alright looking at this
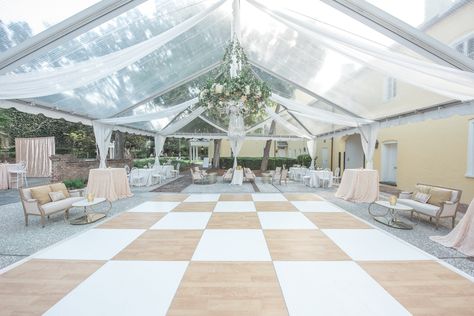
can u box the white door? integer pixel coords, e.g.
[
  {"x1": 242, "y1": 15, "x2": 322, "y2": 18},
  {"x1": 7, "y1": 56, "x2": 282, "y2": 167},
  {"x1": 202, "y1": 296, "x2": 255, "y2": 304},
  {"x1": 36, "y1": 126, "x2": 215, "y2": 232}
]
[
  {"x1": 321, "y1": 147, "x2": 329, "y2": 168},
  {"x1": 382, "y1": 142, "x2": 397, "y2": 183}
]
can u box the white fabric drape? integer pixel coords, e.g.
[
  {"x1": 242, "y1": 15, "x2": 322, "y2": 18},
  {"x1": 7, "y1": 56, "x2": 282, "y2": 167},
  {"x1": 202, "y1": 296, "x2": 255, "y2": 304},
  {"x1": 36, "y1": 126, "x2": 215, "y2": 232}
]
[
  {"x1": 154, "y1": 135, "x2": 166, "y2": 167},
  {"x1": 160, "y1": 107, "x2": 206, "y2": 135},
  {"x1": 306, "y1": 138, "x2": 317, "y2": 170},
  {"x1": 232, "y1": 0, "x2": 241, "y2": 41},
  {"x1": 228, "y1": 112, "x2": 246, "y2": 168},
  {"x1": 229, "y1": 137, "x2": 245, "y2": 169},
  {"x1": 99, "y1": 98, "x2": 198, "y2": 125},
  {"x1": 264, "y1": 107, "x2": 312, "y2": 139},
  {"x1": 358, "y1": 123, "x2": 379, "y2": 170},
  {"x1": 15, "y1": 137, "x2": 55, "y2": 177},
  {"x1": 92, "y1": 121, "x2": 113, "y2": 169},
  {"x1": 0, "y1": 0, "x2": 225, "y2": 99},
  {"x1": 271, "y1": 94, "x2": 372, "y2": 126},
  {"x1": 250, "y1": 1, "x2": 474, "y2": 101}
]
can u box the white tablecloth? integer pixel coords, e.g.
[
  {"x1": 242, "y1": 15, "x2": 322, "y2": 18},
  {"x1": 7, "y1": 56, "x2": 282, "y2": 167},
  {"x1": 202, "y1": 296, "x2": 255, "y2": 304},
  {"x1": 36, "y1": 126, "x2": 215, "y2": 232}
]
[
  {"x1": 309, "y1": 170, "x2": 333, "y2": 188},
  {"x1": 231, "y1": 169, "x2": 244, "y2": 185},
  {"x1": 335, "y1": 169, "x2": 379, "y2": 203},
  {"x1": 0, "y1": 163, "x2": 21, "y2": 190}
]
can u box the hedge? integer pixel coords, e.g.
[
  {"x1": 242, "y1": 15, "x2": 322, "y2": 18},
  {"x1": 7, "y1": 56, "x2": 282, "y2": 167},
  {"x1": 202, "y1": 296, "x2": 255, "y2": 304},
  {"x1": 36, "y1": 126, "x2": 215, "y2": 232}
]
[
  {"x1": 133, "y1": 158, "x2": 190, "y2": 170},
  {"x1": 219, "y1": 157, "x2": 299, "y2": 170}
]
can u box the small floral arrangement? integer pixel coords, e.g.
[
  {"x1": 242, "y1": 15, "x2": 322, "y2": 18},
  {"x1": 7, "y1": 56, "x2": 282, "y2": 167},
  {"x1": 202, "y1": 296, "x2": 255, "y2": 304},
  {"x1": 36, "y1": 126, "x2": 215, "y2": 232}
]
[{"x1": 199, "y1": 40, "x2": 271, "y2": 116}]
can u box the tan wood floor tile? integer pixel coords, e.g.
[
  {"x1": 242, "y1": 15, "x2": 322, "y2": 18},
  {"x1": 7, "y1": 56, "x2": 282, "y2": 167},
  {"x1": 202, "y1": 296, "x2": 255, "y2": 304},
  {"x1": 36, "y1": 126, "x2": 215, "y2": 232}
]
[
  {"x1": 152, "y1": 194, "x2": 189, "y2": 202},
  {"x1": 98, "y1": 212, "x2": 165, "y2": 229},
  {"x1": 304, "y1": 212, "x2": 371, "y2": 229},
  {"x1": 255, "y1": 201, "x2": 297, "y2": 212},
  {"x1": 173, "y1": 202, "x2": 216, "y2": 212},
  {"x1": 113, "y1": 230, "x2": 203, "y2": 261},
  {"x1": 219, "y1": 194, "x2": 253, "y2": 201},
  {"x1": 264, "y1": 230, "x2": 350, "y2": 261},
  {"x1": 168, "y1": 262, "x2": 288, "y2": 316},
  {"x1": 283, "y1": 193, "x2": 324, "y2": 201},
  {"x1": 359, "y1": 261, "x2": 474, "y2": 316},
  {"x1": 0, "y1": 259, "x2": 105, "y2": 316},
  {"x1": 207, "y1": 212, "x2": 261, "y2": 229}
]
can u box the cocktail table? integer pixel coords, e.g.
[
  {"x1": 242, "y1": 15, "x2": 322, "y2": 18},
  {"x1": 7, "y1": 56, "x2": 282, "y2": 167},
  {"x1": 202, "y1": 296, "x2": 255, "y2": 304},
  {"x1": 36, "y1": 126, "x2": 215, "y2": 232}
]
[
  {"x1": 68, "y1": 198, "x2": 112, "y2": 225},
  {"x1": 368, "y1": 200, "x2": 414, "y2": 230}
]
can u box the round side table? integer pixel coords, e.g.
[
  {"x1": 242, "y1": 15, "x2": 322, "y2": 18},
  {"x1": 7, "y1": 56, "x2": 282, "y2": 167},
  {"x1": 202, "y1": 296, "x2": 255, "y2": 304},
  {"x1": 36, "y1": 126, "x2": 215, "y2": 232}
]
[{"x1": 68, "y1": 197, "x2": 112, "y2": 225}]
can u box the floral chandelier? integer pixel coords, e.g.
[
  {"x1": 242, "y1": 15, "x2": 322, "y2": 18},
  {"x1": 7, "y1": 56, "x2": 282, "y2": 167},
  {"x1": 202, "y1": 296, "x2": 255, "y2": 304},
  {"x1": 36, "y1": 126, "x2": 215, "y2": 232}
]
[{"x1": 198, "y1": 39, "x2": 271, "y2": 117}]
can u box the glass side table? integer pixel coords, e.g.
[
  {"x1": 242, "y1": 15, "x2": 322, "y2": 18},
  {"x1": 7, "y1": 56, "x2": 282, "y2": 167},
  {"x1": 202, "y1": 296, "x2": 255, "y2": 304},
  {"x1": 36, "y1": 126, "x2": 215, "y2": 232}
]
[
  {"x1": 368, "y1": 200, "x2": 415, "y2": 230},
  {"x1": 67, "y1": 197, "x2": 112, "y2": 225}
]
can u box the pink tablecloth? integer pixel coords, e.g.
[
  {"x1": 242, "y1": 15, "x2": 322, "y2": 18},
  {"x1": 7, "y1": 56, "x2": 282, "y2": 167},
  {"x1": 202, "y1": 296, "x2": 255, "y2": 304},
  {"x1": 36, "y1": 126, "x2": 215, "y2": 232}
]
[
  {"x1": 335, "y1": 169, "x2": 379, "y2": 203},
  {"x1": 431, "y1": 199, "x2": 474, "y2": 256},
  {"x1": 86, "y1": 168, "x2": 133, "y2": 202},
  {"x1": 0, "y1": 163, "x2": 21, "y2": 190}
]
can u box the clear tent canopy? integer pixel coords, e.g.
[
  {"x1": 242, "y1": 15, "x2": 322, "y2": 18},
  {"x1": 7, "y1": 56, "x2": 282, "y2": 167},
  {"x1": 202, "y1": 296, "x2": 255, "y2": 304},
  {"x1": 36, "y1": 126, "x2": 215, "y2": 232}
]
[{"x1": 0, "y1": 0, "x2": 473, "y2": 141}]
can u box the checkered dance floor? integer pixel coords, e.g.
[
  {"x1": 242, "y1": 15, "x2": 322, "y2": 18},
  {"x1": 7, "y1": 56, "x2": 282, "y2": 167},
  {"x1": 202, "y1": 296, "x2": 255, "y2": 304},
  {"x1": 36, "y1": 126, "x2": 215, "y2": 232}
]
[{"x1": 1, "y1": 193, "x2": 473, "y2": 315}]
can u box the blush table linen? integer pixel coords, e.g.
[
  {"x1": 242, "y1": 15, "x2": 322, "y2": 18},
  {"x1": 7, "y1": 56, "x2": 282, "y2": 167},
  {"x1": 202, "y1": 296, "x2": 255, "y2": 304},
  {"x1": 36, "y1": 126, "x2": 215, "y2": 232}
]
[
  {"x1": 86, "y1": 168, "x2": 133, "y2": 202},
  {"x1": 335, "y1": 169, "x2": 379, "y2": 203},
  {"x1": 430, "y1": 199, "x2": 474, "y2": 256}
]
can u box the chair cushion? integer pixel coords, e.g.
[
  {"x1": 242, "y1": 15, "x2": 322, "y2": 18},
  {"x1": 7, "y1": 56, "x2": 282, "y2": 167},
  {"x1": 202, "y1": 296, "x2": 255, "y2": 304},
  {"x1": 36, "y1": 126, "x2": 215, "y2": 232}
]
[
  {"x1": 41, "y1": 197, "x2": 84, "y2": 214},
  {"x1": 50, "y1": 183, "x2": 70, "y2": 198},
  {"x1": 428, "y1": 188, "x2": 452, "y2": 207},
  {"x1": 49, "y1": 191, "x2": 66, "y2": 202},
  {"x1": 414, "y1": 184, "x2": 431, "y2": 195},
  {"x1": 30, "y1": 185, "x2": 52, "y2": 205},
  {"x1": 413, "y1": 192, "x2": 431, "y2": 204},
  {"x1": 398, "y1": 198, "x2": 440, "y2": 217}
]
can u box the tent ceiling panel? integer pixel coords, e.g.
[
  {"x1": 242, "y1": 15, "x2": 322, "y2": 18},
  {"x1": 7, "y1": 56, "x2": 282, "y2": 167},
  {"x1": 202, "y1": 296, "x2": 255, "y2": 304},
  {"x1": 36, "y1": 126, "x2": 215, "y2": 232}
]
[
  {"x1": 0, "y1": 0, "x2": 102, "y2": 52},
  {"x1": 241, "y1": 0, "x2": 453, "y2": 120},
  {"x1": 11, "y1": 0, "x2": 225, "y2": 73},
  {"x1": 365, "y1": 0, "x2": 474, "y2": 52},
  {"x1": 29, "y1": 5, "x2": 231, "y2": 119}
]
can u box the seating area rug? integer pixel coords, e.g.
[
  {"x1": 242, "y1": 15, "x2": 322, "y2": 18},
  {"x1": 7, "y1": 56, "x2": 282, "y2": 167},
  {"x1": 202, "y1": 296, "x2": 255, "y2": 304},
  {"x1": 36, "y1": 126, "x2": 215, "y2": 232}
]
[{"x1": 1, "y1": 193, "x2": 473, "y2": 315}]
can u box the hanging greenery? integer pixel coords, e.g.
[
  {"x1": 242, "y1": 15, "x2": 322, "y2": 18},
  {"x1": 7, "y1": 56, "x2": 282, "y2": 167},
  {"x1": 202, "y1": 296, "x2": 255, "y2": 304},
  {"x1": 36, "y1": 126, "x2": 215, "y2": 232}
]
[{"x1": 198, "y1": 39, "x2": 271, "y2": 116}]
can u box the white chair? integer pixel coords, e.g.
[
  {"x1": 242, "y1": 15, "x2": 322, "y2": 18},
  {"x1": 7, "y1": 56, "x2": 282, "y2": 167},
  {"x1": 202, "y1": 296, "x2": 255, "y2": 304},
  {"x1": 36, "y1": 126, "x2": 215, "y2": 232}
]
[
  {"x1": 319, "y1": 171, "x2": 332, "y2": 188},
  {"x1": 129, "y1": 168, "x2": 145, "y2": 186},
  {"x1": 170, "y1": 163, "x2": 180, "y2": 178},
  {"x1": 333, "y1": 167, "x2": 341, "y2": 184},
  {"x1": 151, "y1": 172, "x2": 163, "y2": 185},
  {"x1": 303, "y1": 171, "x2": 311, "y2": 186},
  {"x1": 8, "y1": 161, "x2": 28, "y2": 188}
]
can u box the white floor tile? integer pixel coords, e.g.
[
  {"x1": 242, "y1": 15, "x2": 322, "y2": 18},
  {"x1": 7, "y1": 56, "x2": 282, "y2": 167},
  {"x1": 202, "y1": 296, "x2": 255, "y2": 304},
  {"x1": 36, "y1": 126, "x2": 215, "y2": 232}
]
[
  {"x1": 291, "y1": 201, "x2": 344, "y2": 212},
  {"x1": 35, "y1": 229, "x2": 144, "y2": 260},
  {"x1": 251, "y1": 193, "x2": 287, "y2": 201},
  {"x1": 323, "y1": 229, "x2": 432, "y2": 261},
  {"x1": 150, "y1": 212, "x2": 211, "y2": 230},
  {"x1": 45, "y1": 261, "x2": 188, "y2": 316},
  {"x1": 258, "y1": 212, "x2": 317, "y2": 229},
  {"x1": 192, "y1": 229, "x2": 271, "y2": 261},
  {"x1": 274, "y1": 261, "x2": 410, "y2": 316},
  {"x1": 214, "y1": 201, "x2": 256, "y2": 212},
  {"x1": 127, "y1": 201, "x2": 179, "y2": 213},
  {"x1": 184, "y1": 194, "x2": 220, "y2": 202}
]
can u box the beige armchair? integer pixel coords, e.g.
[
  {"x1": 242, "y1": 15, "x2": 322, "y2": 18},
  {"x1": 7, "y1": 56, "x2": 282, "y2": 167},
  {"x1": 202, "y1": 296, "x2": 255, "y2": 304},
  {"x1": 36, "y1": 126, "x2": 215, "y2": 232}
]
[{"x1": 19, "y1": 183, "x2": 84, "y2": 227}]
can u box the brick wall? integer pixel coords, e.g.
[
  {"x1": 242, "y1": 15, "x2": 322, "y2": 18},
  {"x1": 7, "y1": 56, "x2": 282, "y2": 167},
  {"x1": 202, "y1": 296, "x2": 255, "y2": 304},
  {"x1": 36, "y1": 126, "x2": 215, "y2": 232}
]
[{"x1": 50, "y1": 154, "x2": 132, "y2": 182}]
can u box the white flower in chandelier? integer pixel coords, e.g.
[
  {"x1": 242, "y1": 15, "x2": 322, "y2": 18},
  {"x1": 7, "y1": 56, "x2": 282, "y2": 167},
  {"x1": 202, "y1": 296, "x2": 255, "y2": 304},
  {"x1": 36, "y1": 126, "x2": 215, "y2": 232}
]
[
  {"x1": 244, "y1": 85, "x2": 250, "y2": 95},
  {"x1": 215, "y1": 84, "x2": 224, "y2": 94}
]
